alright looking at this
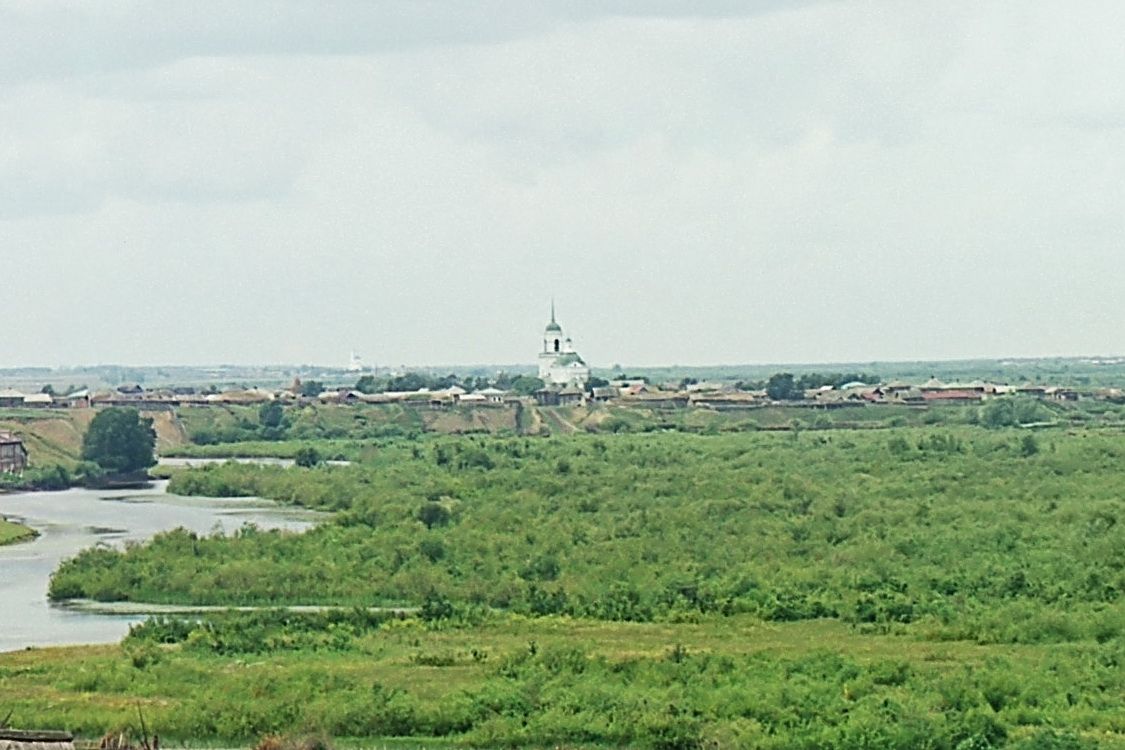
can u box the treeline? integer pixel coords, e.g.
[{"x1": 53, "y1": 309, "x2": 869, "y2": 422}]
[
  {"x1": 353, "y1": 371, "x2": 545, "y2": 395},
  {"x1": 50, "y1": 429, "x2": 1124, "y2": 646},
  {"x1": 733, "y1": 371, "x2": 880, "y2": 395}
]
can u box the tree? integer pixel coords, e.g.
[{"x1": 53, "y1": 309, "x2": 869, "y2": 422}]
[
  {"x1": 258, "y1": 401, "x2": 285, "y2": 429},
  {"x1": 299, "y1": 380, "x2": 324, "y2": 398},
  {"x1": 354, "y1": 374, "x2": 383, "y2": 394},
  {"x1": 294, "y1": 446, "x2": 322, "y2": 467},
  {"x1": 82, "y1": 407, "x2": 156, "y2": 474},
  {"x1": 766, "y1": 373, "x2": 801, "y2": 401},
  {"x1": 388, "y1": 372, "x2": 430, "y2": 392},
  {"x1": 511, "y1": 375, "x2": 545, "y2": 396},
  {"x1": 417, "y1": 502, "x2": 452, "y2": 529},
  {"x1": 980, "y1": 397, "x2": 1052, "y2": 428}
]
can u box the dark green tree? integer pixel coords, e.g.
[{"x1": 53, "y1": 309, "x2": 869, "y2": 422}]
[
  {"x1": 417, "y1": 502, "x2": 452, "y2": 529},
  {"x1": 980, "y1": 397, "x2": 1052, "y2": 428},
  {"x1": 81, "y1": 407, "x2": 156, "y2": 474},
  {"x1": 766, "y1": 373, "x2": 801, "y2": 401},
  {"x1": 511, "y1": 375, "x2": 545, "y2": 396},
  {"x1": 354, "y1": 374, "x2": 386, "y2": 394},
  {"x1": 294, "y1": 446, "x2": 322, "y2": 467},
  {"x1": 299, "y1": 380, "x2": 325, "y2": 398},
  {"x1": 388, "y1": 372, "x2": 430, "y2": 392},
  {"x1": 258, "y1": 401, "x2": 285, "y2": 429}
]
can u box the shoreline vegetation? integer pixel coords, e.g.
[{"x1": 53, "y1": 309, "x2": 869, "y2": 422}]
[{"x1": 0, "y1": 516, "x2": 37, "y2": 545}]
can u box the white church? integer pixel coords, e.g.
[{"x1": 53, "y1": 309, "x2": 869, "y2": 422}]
[{"x1": 537, "y1": 303, "x2": 591, "y2": 387}]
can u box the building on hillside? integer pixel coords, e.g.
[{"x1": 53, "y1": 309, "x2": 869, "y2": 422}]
[
  {"x1": 0, "y1": 389, "x2": 26, "y2": 408},
  {"x1": 61, "y1": 389, "x2": 91, "y2": 408},
  {"x1": 0, "y1": 432, "x2": 29, "y2": 474},
  {"x1": 921, "y1": 389, "x2": 983, "y2": 404},
  {"x1": 22, "y1": 393, "x2": 53, "y2": 408},
  {"x1": 478, "y1": 387, "x2": 511, "y2": 404},
  {"x1": 591, "y1": 386, "x2": 618, "y2": 402},
  {"x1": 537, "y1": 302, "x2": 591, "y2": 387},
  {"x1": 537, "y1": 385, "x2": 586, "y2": 407}
]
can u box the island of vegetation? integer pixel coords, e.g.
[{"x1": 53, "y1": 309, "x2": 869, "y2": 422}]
[{"x1": 0, "y1": 516, "x2": 36, "y2": 545}]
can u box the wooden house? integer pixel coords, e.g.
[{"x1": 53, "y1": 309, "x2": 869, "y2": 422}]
[
  {"x1": 0, "y1": 432, "x2": 28, "y2": 474},
  {"x1": 0, "y1": 729, "x2": 74, "y2": 750}
]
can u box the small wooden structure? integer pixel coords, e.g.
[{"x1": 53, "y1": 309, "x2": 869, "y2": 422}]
[
  {"x1": 0, "y1": 432, "x2": 29, "y2": 474},
  {"x1": 0, "y1": 729, "x2": 75, "y2": 750}
]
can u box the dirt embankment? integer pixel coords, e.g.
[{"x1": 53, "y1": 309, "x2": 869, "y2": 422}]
[
  {"x1": 0, "y1": 408, "x2": 188, "y2": 467},
  {"x1": 424, "y1": 407, "x2": 519, "y2": 434}
]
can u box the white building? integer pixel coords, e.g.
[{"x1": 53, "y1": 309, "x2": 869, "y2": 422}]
[{"x1": 537, "y1": 303, "x2": 590, "y2": 387}]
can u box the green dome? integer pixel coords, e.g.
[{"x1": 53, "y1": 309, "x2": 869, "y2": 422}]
[
  {"x1": 555, "y1": 352, "x2": 586, "y2": 366},
  {"x1": 545, "y1": 321, "x2": 562, "y2": 332}
]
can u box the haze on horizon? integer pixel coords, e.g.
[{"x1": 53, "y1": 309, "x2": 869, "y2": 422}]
[{"x1": 3, "y1": 1, "x2": 1124, "y2": 370}]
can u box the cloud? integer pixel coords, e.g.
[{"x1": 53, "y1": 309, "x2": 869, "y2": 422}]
[
  {"x1": 2, "y1": 1, "x2": 1125, "y2": 366},
  {"x1": 0, "y1": 1, "x2": 821, "y2": 86}
]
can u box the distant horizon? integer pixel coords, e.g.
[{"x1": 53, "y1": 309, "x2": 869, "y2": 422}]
[{"x1": 3, "y1": 352, "x2": 1125, "y2": 374}]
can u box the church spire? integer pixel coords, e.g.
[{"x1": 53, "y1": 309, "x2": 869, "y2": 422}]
[{"x1": 545, "y1": 299, "x2": 562, "y2": 333}]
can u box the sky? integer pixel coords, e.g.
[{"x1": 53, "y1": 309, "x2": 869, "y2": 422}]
[{"x1": 3, "y1": 1, "x2": 1125, "y2": 369}]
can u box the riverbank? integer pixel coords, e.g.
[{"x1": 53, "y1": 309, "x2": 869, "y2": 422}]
[
  {"x1": 0, "y1": 481, "x2": 324, "y2": 652},
  {"x1": 0, "y1": 517, "x2": 37, "y2": 545}
]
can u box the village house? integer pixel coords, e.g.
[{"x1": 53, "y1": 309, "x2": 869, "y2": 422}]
[
  {"x1": 478, "y1": 387, "x2": 511, "y2": 404},
  {"x1": 0, "y1": 431, "x2": 29, "y2": 474},
  {"x1": 591, "y1": 386, "x2": 619, "y2": 402},
  {"x1": 688, "y1": 391, "x2": 761, "y2": 410},
  {"x1": 535, "y1": 385, "x2": 587, "y2": 407},
  {"x1": 557, "y1": 385, "x2": 586, "y2": 406},
  {"x1": 60, "y1": 389, "x2": 92, "y2": 408},
  {"x1": 921, "y1": 389, "x2": 984, "y2": 404},
  {"x1": 0, "y1": 389, "x2": 26, "y2": 408},
  {"x1": 22, "y1": 392, "x2": 53, "y2": 408}
]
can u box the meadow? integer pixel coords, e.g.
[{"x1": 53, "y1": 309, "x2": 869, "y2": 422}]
[
  {"x1": 1, "y1": 611, "x2": 1121, "y2": 749},
  {"x1": 11, "y1": 417, "x2": 1125, "y2": 747}
]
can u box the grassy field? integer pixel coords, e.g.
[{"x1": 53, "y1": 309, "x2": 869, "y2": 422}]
[
  {"x1": 0, "y1": 516, "x2": 37, "y2": 545},
  {"x1": 1, "y1": 613, "x2": 1121, "y2": 748}
]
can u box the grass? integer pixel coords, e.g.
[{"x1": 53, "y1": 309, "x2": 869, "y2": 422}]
[
  {"x1": 0, "y1": 516, "x2": 37, "y2": 545},
  {"x1": 2, "y1": 614, "x2": 1121, "y2": 747}
]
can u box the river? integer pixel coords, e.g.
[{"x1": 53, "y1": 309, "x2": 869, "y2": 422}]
[{"x1": 0, "y1": 481, "x2": 322, "y2": 653}]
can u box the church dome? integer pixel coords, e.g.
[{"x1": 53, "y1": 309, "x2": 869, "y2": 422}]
[{"x1": 545, "y1": 320, "x2": 562, "y2": 333}]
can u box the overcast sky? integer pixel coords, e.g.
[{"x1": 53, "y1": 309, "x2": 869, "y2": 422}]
[{"x1": 3, "y1": 1, "x2": 1124, "y2": 368}]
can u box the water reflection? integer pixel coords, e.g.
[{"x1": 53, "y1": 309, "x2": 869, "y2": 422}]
[{"x1": 0, "y1": 481, "x2": 322, "y2": 652}]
